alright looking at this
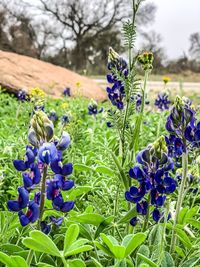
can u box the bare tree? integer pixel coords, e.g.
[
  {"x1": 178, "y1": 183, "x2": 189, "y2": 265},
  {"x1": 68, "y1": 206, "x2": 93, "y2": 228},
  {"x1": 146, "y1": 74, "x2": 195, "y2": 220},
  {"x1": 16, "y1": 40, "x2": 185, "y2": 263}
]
[
  {"x1": 189, "y1": 32, "x2": 200, "y2": 60},
  {"x1": 0, "y1": 0, "x2": 156, "y2": 72}
]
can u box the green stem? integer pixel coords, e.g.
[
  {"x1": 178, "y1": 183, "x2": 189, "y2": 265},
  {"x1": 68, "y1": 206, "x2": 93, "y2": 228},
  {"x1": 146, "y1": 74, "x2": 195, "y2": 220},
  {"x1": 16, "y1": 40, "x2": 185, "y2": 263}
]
[
  {"x1": 27, "y1": 165, "x2": 48, "y2": 266},
  {"x1": 142, "y1": 193, "x2": 151, "y2": 232},
  {"x1": 61, "y1": 257, "x2": 68, "y2": 267},
  {"x1": 26, "y1": 249, "x2": 34, "y2": 266},
  {"x1": 157, "y1": 200, "x2": 170, "y2": 266},
  {"x1": 38, "y1": 165, "x2": 48, "y2": 227},
  {"x1": 156, "y1": 112, "x2": 163, "y2": 138},
  {"x1": 170, "y1": 151, "x2": 188, "y2": 254},
  {"x1": 133, "y1": 70, "x2": 149, "y2": 152}
]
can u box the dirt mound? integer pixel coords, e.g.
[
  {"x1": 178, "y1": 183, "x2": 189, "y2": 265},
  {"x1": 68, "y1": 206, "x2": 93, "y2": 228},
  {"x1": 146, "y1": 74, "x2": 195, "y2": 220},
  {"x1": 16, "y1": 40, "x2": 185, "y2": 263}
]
[{"x1": 0, "y1": 50, "x2": 106, "y2": 101}]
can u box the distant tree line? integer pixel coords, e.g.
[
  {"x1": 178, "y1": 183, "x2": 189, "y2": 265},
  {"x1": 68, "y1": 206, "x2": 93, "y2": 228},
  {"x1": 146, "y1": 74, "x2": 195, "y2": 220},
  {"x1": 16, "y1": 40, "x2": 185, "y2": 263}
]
[{"x1": 0, "y1": 0, "x2": 199, "y2": 74}]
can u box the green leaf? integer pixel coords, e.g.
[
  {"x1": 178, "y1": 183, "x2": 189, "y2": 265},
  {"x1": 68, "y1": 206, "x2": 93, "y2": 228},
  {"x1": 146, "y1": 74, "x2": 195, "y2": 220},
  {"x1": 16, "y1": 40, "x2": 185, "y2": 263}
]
[
  {"x1": 64, "y1": 224, "x2": 79, "y2": 253},
  {"x1": 94, "y1": 241, "x2": 114, "y2": 257},
  {"x1": 0, "y1": 244, "x2": 24, "y2": 253},
  {"x1": 11, "y1": 256, "x2": 28, "y2": 267},
  {"x1": 37, "y1": 263, "x2": 54, "y2": 267},
  {"x1": 178, "y1": 207, "x2": 189, "y2": 224},
  {"x1": 74, "y1": 164, "x2": 94, "y2": 172},
  {"x1": 65, "y1": 245, "x2": 93, "y2": 257},
  {"x1": 90, "y1": 257, "x2": 103, "y2": 267},
  {"x1": 136, "y1": 245, "x2": 150, "y2": 267},
  {"x1": 95, "y1": 166, "x2": 114, "y2": 176},
  {"x1": 180, "y1": 257, "x2": 200, "y2": 267},
  {"x1": 0, "y1": 251, "x2": 13, "y2": 267},
  {"x1": 137, "y1": 253, "x2": 158, "y2": 267},
  {"x1": 68, "y1": 186, "x2": 92, "y2": 201},
  {"x1": 67, "y1": 259, "x2": 86, "y2": 267},
  {"x1": 118, "y1": 207, "x2": 137, "y2": 224},
  {"x1": 70, "y1": 213, "x2": 105, "y2": 226},
  {"x1": 161, "y1": 252, "x2": 175, "y2": 267},
  {"x1": 125, "y1": 233, "x2": 146, "y2": 257},
  {"x1": 23, "y1": 230, "x2": 61, "y2": 257},
  {"x1": 113, "y1": 245, "x2": 126, "y2": 260},
  {"x1": 186, "y1": 219, "x2": 200, "y2": 230},
  {"x1": 95, "y1": 216, "x2": 114, "y2": 239}
]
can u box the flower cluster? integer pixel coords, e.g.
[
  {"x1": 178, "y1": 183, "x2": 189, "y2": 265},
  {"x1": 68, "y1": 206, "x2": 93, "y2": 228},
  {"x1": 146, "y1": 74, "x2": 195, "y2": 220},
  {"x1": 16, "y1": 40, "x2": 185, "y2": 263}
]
[
  {"x1": 106, "y1": 47, "x2": 128, "y2": 110},
  {"x1": 155, "y1": 92, "x2": 171, "y2": 111},
  {"x1": 125, "y1": 136, "x2": 176, "y2": 224},
  {"x1": 88, "y1": 100, "x2": 103, "y2": 115},
  {"x1": 63, "y1": 87, "x2": 71, "y2": 97},
  {"x1": 165, "y1": 96, "x2": 197, "y2": 161},
  {"x1": 17, "y1": 90, "x2": 29, "y2": 102},
  {"x1": 137, "y1": 52, "x2": 154, "y2": 71},
  {"x1": 131, "y1": 93, "x2": 150, "y2": 112},
  {"x1": 7, "y1": 111, "x2": 75, "y2": 230}
]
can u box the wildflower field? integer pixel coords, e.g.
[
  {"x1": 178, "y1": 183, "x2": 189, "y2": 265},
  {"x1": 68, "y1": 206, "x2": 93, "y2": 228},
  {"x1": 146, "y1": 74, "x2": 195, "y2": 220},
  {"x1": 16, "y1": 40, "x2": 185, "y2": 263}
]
[{"x1": 0, "y1": 1, "x2": 200, "y2": 267}]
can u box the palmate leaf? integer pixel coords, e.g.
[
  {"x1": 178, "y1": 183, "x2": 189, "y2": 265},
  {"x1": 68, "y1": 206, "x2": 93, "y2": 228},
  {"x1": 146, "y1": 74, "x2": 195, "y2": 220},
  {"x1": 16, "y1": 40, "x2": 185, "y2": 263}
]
[{"x1": 124, "y1": 233, "x2": 146, "y2": 257}]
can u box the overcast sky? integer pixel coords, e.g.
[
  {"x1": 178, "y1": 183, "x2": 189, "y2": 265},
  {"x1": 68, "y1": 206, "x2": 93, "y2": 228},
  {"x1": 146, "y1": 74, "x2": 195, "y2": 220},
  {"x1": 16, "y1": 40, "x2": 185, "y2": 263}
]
[{"x1": 144, "y1": 0, "x2": 200, "y2": 59}]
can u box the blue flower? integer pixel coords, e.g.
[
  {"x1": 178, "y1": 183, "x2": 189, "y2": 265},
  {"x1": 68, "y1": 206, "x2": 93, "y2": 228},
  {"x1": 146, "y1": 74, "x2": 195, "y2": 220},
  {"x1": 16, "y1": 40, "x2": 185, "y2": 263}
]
[
  {"x1": 7, "y1": 187, "x2": 29, "y2": 211},
  {"x1": 51, "y1": 159, "x2": 73, "y2": 176},
  {"x1": 88, "y1": 101, "x2": 103, "y2": 115},
  {"x1": 63, "y1": 87, "x2": 71, "y2": 97},
  {"x1": 130, "y1": 217, "x2": 138, "y2": 226},
  {"x1": 126, "y1": 140, "x2": 176, "y2": 223},
  {"x1": 56, "y1": 132, "x2": 71, "y2": 151},
  {"x1": 48, "y1": 111, "x2": 58, "y2": 122},
  {"x1": 54, "y1": 174, "x2": 74, "y2": 191},
  {"x1": 22, "y1": 164, "x2": 41, "y2": 189},
  {"x1": 38, "y1": 143, "x2": 57, "y2": 164},
  {"x1": 61, "y1": 115, "x2": 69, "y2": 125},
  {"x1": 13, "y1": 146, "x2": 36, "y2": 171},
  {"x1": 41, "y1": 221, "x2": 51, "y2": 234},
  {"x1": 18, "y1": 201, "x2": 39, "y2": 226},
  {"x1": 50, "y1": 216, "x2": 64, "y2": 226},
  {"x1": 47, "y1": 179, "x2": 74, "y2": 212},
  {"x1": 17, "y1": 90, "x2": 29, "y2": 102},
  {"x1": 155, "y1": 93, "x2": 171, "y2": 111}
]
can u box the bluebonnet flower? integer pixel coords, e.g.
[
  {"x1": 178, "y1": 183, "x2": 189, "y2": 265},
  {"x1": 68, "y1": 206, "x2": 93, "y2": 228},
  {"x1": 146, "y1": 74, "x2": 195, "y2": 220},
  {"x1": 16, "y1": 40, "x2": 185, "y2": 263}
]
[
  {"x1": 61, "y1": 114, "x2": 69, "y2": 125},
  {"x1": 7, "y1": 187, "x2": 29, "y2": 211},
  {"x1": 13, "y1": 146, "x2": 36, "y2": 171},
  {"x1": 38, "y1": 143, "x2": 57, "y2": 165},
  {"x1": 17, "y1": 90, "x2": 29, "y2": 102},
  {"x1": 88, "y1": 100, "x2": 103, "y2": 115},
  {"x1": 8, "y1": 110, "x2": 75, "y2": 229},
  {"x1": 47, "y1": 179, "x2": 74, "y2": 212},
  {"x1": 131, "y1": 93, "x2": 150, "y2": 112},
  {"x1": 18, "y1": 201, "x2": 39, "y2": 226},
  {"x1": 22, "y1": 164, "x2": 41, "y2": 189},
  {"x1": 48, "y1": 110, "x2": 58, "y2": 122},
  {"x1": 107, "y1": 121, "x2": 113, "y2": 128},
  {"x1": 106, "y1": 47, "x2": 128, "y2": 110},
  {"x1": 155, "y1": 92, "x2": 171, "y2": 111},
  {"x1": 125, "y1": 136, "x2": 176, "y2": 224},
  {"x1": 165, "y1": 96, "x2": 197, "y2": 159},
  {"x1": 63, "y1": 87, "x2": 71, "y2": 97}
]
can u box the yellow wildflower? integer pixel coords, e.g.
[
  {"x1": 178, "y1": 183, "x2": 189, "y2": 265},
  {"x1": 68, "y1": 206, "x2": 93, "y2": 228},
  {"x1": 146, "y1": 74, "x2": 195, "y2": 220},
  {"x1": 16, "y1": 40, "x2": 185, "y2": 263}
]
[
  {"x1": 162, "y1": 76, "x2": 171, "y2": 84},
  {"x1": 29, "y1": 87, "x2": 45, "y2": 100}
]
